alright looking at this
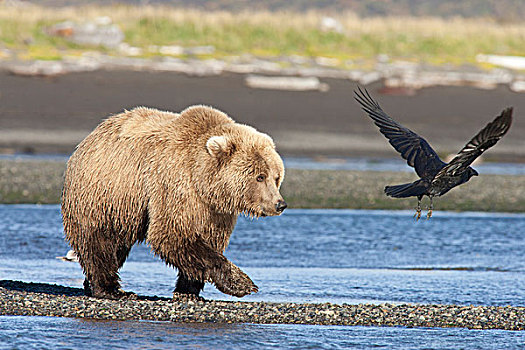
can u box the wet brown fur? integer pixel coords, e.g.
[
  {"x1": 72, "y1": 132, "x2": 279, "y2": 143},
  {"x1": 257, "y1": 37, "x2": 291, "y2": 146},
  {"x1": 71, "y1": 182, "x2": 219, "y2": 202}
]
[{"x1": 62, "y1": 105, "x2": 285, "y2": 299}]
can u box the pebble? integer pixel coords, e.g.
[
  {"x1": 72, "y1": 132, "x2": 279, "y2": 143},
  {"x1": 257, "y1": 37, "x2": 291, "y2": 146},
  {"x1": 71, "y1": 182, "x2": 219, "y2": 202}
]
[{"x1": 0, "y1": 280, "x2": 523, "y2": 330}]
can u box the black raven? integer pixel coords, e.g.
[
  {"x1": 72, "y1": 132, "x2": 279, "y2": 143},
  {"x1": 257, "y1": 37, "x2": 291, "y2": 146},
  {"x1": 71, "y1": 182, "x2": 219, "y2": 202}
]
[{"x1": 354, "y1": 87, "x2": 513, "y2": 220}]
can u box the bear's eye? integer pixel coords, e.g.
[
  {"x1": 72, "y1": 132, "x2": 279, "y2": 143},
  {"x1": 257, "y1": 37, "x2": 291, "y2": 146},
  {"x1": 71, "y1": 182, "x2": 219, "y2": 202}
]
[
  {"x1": 275, "y1": 176, "x2": 280, "y2": 186},
  {"x1": 256, "y1": 175, "x2": 266, "y2": 182}
]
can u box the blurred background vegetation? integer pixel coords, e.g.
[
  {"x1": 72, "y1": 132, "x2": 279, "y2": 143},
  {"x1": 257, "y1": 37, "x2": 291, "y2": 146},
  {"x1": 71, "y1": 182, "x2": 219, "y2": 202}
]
[{"x1": 1, "y1": 0, "x2": 524, "y2": 67}]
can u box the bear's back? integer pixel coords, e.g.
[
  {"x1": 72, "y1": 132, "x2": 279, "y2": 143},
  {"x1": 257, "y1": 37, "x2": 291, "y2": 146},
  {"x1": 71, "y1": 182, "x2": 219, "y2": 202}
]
[
  {"x1": 64, "y1": 106, "x2": 237, "y2": 202},
  {"x1": 117, "y1": 107, "x2": 180, "y2": 140}
]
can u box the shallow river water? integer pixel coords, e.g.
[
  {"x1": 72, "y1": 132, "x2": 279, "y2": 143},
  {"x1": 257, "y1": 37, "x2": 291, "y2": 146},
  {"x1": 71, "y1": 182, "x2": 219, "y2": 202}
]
[{"x1": 0, "y1": 205, "x2": 524, "y2": 349}]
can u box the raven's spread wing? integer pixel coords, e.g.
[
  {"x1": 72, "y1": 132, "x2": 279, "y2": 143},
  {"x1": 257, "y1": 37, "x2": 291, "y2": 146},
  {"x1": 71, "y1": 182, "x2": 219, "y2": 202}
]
[
  {"x1": 435, "y1": 107, "x2": 513, "y2": 178},
  {"x1": 354, "y1": 87, "x2": 446, "y2": 179}
]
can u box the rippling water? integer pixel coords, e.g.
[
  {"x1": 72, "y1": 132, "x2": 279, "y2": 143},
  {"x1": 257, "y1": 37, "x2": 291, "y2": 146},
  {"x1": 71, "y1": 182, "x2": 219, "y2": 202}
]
[
  {"x1": 2, "y1": 317, "x2": 524, "y2": 350},
  {"x1": 0, "y1": 205, "x2": 524, "y2": 349}
]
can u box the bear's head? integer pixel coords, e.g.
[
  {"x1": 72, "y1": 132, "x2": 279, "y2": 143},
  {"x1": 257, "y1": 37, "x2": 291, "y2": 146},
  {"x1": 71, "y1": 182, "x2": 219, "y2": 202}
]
[{"x1": 195, "y1": 120, "x2": 286, "y2": 218}]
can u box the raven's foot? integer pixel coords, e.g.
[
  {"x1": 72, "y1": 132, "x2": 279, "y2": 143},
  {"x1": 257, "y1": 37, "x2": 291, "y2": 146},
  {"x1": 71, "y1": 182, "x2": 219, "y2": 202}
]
[
  {"x1": 426, "y1": 196, "x2": 434, "y2": 220},
  {"x1": 414, "y1": 208, "x2": 422, "y2": 221}
]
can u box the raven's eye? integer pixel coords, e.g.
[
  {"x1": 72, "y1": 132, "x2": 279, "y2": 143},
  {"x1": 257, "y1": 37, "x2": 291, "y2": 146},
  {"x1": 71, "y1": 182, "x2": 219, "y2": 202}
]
[{"x1": 256, "y1": 175, "x2": 266, "y2": 182}]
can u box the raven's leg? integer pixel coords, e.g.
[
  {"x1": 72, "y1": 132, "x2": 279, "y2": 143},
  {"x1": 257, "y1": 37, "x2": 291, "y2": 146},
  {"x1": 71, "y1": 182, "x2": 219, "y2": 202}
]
[
  {"x1": 414, "y1": 195, "x2": 423, "y2": 221},
  {"x1": 426, "y1": 196, "x2": 434, "y2": 219}
]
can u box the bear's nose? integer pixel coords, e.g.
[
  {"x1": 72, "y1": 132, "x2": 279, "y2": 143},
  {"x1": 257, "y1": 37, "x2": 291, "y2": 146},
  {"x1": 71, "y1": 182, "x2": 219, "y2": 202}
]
[{"x1": 275, "y1": 200, "x2": 287, "y2": 213}]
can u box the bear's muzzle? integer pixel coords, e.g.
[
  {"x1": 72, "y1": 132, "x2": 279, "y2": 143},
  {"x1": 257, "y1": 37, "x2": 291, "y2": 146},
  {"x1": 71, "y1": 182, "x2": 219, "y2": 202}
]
[{"x1": 275, "y1": 200, "x2": 287, "y2": 213}]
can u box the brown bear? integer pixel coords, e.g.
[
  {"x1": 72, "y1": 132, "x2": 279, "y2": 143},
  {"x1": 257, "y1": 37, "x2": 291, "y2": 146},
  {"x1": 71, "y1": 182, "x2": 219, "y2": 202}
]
[{"x1": 62, "y1": 105, "x2": 287, "y2": 300}]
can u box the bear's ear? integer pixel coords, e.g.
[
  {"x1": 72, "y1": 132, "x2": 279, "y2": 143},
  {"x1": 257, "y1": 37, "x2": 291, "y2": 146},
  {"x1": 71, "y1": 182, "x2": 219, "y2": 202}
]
[{"x1": 206, "y1": 135, "x2": 234, "y2": 158}]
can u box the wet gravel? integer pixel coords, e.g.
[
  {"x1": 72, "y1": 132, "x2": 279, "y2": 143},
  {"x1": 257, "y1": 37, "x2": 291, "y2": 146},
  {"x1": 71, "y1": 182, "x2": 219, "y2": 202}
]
[
  {"x1": 1, "y1": 159, "x2": 525, "y2": 212},
  {"x1": 0, "y1": 281, "x2": 523, "y2": 330}
]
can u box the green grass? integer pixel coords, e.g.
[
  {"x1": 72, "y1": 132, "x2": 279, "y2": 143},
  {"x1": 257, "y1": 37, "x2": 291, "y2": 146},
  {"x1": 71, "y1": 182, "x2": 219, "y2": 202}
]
[{"x1": 1, "y1": 4, "x2": 525, "y2": 65}]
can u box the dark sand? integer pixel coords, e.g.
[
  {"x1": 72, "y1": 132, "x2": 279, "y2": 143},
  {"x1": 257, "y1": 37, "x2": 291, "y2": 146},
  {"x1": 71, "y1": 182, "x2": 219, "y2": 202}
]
[{"x1": 1, "y1": 70, "x2": 524, "y2": 160}]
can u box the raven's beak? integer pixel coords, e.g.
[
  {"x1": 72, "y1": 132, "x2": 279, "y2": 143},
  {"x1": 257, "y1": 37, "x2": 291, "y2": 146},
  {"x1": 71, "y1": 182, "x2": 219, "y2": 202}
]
[{"x1": 473, "y1": 169, "x2": 479, "y2": 176}]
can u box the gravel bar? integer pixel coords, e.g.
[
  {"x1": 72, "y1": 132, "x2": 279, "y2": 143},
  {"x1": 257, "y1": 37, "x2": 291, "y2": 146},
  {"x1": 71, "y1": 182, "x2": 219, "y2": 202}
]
[
  {"x1": 1, "y1": 159, "x2": 525, "y2": 212},
  {"x1": 1, "y1": 280, "x2": 523, "y2": 330}
]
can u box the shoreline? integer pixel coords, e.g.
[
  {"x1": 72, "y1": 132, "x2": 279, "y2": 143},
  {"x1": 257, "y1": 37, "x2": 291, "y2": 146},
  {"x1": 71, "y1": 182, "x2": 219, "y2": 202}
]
[
  {"x1": 1, "y1": 159, "x2": 524, "y2": 212},
  {"x1": 1, "y1": 280, "x2": 523, "y2": 330}
]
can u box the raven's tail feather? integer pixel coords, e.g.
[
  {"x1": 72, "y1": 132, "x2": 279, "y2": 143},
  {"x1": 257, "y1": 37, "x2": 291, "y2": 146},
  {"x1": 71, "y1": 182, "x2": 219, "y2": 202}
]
[{"x1": 385, "y1": 182, "x2": 426, "y2": 198}]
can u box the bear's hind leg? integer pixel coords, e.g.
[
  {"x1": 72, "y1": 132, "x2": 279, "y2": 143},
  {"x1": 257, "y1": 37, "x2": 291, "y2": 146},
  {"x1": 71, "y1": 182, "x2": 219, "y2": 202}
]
[
  {"x1": 79, "y1": 230, "x2": 125, "y2": 300},
  {"x1": 83, "y1": 266, "x2": 122, "y2": 299},
  {"x1": 114, "y1": 242, "x2": 138, "y2": 299}
]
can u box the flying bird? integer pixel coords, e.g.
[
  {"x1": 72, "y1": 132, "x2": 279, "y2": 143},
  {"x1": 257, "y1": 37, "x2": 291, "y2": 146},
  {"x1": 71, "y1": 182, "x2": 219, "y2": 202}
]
[{"x1": 354, "y1": 87, "x2": 513, "y2": 220}]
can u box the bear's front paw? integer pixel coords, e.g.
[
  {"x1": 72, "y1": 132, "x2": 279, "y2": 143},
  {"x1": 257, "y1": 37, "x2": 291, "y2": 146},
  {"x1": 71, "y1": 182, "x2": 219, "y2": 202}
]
[{"x1": 214, "y1": 263, "x2": 258, "y2": 297}]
